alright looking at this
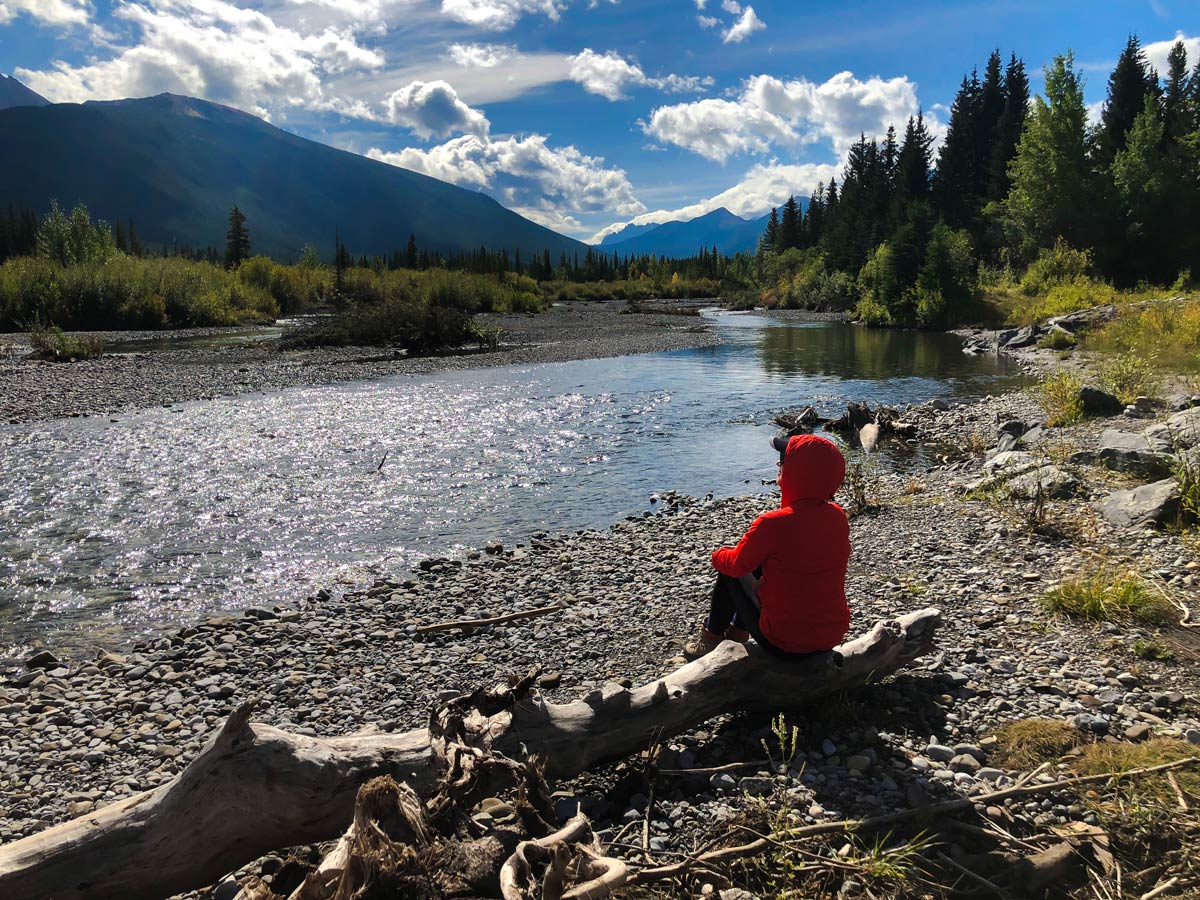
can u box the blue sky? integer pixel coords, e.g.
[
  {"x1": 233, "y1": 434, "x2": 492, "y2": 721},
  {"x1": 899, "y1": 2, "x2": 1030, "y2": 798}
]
[{"x1": 2, "y1": 0, "x2": 1198, "y2": 242}]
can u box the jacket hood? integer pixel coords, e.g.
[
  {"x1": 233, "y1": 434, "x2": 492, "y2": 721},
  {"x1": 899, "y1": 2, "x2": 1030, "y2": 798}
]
[{"x1": 779, "y1": 434, "x2": 846, "y2": 506}]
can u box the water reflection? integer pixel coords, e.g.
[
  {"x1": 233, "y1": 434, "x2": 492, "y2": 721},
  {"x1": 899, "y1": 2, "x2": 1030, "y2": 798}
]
[{"x1": 0, "y1": 317, "x2": 1025, "y2": 658}]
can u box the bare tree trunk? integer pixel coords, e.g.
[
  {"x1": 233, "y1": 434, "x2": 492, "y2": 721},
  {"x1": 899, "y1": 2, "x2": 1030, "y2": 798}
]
[{"x1": 0, "y1": 608, "x2": 939, "y2": 900}]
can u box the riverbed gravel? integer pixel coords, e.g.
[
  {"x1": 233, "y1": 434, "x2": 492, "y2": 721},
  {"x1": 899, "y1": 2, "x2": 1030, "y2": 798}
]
[
  {"x1": 3, "y1": 375, "x2": 1200, "y2": 899},
  {"x1": 0, "y1": 302, "x2": 719, "y2": 424}
]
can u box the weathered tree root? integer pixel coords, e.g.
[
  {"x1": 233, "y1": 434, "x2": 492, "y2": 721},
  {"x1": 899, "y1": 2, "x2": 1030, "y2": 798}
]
[
  {"x1": 499, "y1": 814, "x2": 627, "y2": 900},
  {"x1": 0, "y1": 608, "x2": 941, "y2": 900}
]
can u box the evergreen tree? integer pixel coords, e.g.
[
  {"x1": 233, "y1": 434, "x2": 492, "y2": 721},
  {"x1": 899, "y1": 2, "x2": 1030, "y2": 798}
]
[
  {"x1": 224, "y1": 206, "x2": 250, "y2": 268},
  {"x1": 1095, "y1": 35, "x2": 1161, "y2": 168},
  {"x1": 934, "y1": 73, "x2": 983, "y2": 229},
  {"x1": 997, "y1": 51, "x2": 1095, "y2": 259},
  {"x1": 128, "y1": 219, "x2": 143, "y2": 257},
  {"x1": 987, "y1": 53, "x2": 1030, "y2": 202},
  {"x1": 759, "y1": 207, "x2": 780, "y2": 254},
  {"x1": 114, "y1": 219, "x2": 128, "y2": 254},
  {"x1": 1111, "y1": 94, "x2": 1173, "y2": 281},
  {"x1": 406, "y1": 233, "x2": 418, "y2": 269},
  {"x1": 779, "y1": 196, "x2": 802, "y2": 251},
  {"x1": 1164, "y1": 40, "x2": 1192, "y2": 146}
]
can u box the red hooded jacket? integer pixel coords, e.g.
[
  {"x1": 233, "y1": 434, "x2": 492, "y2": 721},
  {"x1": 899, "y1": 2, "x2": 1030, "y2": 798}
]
[{"x1": 711, "y1": 434, "x2": 851, "y2": 653}]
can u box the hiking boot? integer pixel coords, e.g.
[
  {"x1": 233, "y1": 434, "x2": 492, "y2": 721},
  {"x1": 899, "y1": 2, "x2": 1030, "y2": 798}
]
[
  {"x1": 724, "y1": 625, "x2": 751, "y2": 644},
  {"x1": 683, "y1": 624, "x2": 724, "y2": 659}
]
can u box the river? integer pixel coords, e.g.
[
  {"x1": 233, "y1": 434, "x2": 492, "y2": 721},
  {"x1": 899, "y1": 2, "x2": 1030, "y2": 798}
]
[{"x1": 0, "y1": 312, "x2": 1024, "y2": 659}]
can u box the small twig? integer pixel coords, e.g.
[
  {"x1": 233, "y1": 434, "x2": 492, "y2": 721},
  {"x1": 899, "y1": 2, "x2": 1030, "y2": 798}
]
[
  {"x1": 374, "y1": 449, "x2": 389, "y2": 473},
  {"x1": 416, "y1": 603, "x2": 564, "y2": 633},
  {"x1": 1167, "y1": 772, "x2": 1189, "y2": 811},
  {"x1": 944, "y1": 818, "x2": 1040, "y2": 852},
  {"x1": 1014, "y1": 761, "x2": 1053, "y2": 789},
  {"x1": 938, "y1": 851, "x2": 1008, "y2": 897},
  {"x1": 1140, "y1": 876, "x2": 1179, "y2": 900},
  {"x1": 657, "y1": 760, "x2": 770, "y2": 776}
]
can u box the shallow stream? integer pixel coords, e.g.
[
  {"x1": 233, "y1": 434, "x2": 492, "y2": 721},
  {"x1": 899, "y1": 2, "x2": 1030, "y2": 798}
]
[{"x1": 0, "y1": 312, "x2": 1025, "y2": 658}]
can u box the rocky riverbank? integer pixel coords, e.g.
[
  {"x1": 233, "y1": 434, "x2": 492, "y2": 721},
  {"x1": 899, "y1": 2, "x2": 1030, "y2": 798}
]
[
  {"x1": 3, "y1": 368, "x2": 1200, "y2": 898},
  {"x1": 0, "y1": 301, "x2": 719, "y2": 424}
]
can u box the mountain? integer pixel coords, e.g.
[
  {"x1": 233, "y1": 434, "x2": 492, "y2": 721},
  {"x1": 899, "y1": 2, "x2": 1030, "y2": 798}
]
[
  {"x1": 601, "y1": 208, "x2": 770, "y2": 258},
  {"x1": 0, "y1": 93, "x2": 586, "y2": 260},
  {"x1": 598, "y1": 221, "x2": 660, "y2": 247},
  {"x1": 0, "y1": 75, "x2": 49, "y2": 110}
]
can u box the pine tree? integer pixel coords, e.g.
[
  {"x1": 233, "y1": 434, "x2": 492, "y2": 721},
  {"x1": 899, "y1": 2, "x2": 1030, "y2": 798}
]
[
  {"x1": 760, "y1": 207, "x2": 780, "y2": 254},
  {"x1": 779, "y1": 196, "x2": 802, "y2": 251},
  {"x1": 1095, "y1": 35, "x2": 1161, "y2": 168},
  {"x1": 1164, "y1": 40, "x2": 1192, "y2": 146},
  {"x1": 114, "y1": 219, "x2": 128, "y2": 254},
  {"x1": 998, "y1": 52, "x2": 1095, "y2": 259},
  {"x1": 895, "y1": 114, "x2": 934, "y2": 213},
  {"x1": 934, "y1": 74, "x2": 983, "y2": 229},
  {"x1": 128, "y1": 219, "x2": 143, "y2": 257},
  {"x1": 987, "y1": 53, "x2": 1030, "y2": 201},
  {"x1": 224, "y1": 206, "x2": 250, "y2": 268},
  {"x1": 1111, "y1": 94, "x2": 1173, "y2": 281},
  {"x1": 405, "y1": 233, "x2": 418, "y2": 269}
]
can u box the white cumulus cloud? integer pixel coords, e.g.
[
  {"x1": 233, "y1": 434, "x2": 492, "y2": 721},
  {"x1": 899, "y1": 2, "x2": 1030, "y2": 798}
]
[
  {"x1": 384, "y1": 79, "x2": 490, "y2": 139},
  {"x1": 439, "y1": 0, "x2": 564, "y2": 30},
  {"x1": 369, "y1": 133, "x2": 645, "y2": 235},
  {"x1": 589, "y1": 160, "x2": 837, "y2": 243},
  {"x1": 447, "y1": 42, "x2": 518, "y2": 68},
  {"x1": 644, "y1": 70, "x2": 927, "y2": 162},
  {"x1": 697, "y1": 14, "x2": 718, "y2": 28},
  {"x1": 567, "y1": 48, "x2": 711, "y2": 101},
  {"x1": 0, "y1": 0, "x2": 91, "y2": 26},
  {"x1": 1143, "y1": 31, "x2": 1200, "y2": 75},
  {"x1": 722, "y1": 5, "x2": 764, "y2": 43},
  {"x1": 14, "y1": 0, "x2": 384, "y2": 118}
]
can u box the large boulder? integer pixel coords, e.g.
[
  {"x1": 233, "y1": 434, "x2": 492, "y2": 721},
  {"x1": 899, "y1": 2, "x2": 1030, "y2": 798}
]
[
  {"x1": 982, "y1": 450, "x2": 1038, "y2": 476},
  {"x1": 1000, "y1": 325, "x2": 1043, "y2": 349},
  {"x1": 1166, "y1": 407, "x2": 1200, "y2": 449},
  {"x1": 1097, "y1": 479, "x2": 1182, "y2": 529},
  {"x1": 1096, "y1": 428, "x2": 1175, "y2": 480},
  {"x1": 1079, "y1": 385, "x2": 1123, "y2": 417},
  {"x1": 1045, "y1": 305, "x2": 1118, "y2": 333},
  {"x1": 1006, "y1": 465, "x2": 1080, "y2": 500}
]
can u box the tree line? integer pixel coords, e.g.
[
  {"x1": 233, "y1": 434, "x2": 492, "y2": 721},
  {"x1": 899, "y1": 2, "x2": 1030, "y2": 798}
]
[{"x1": 757, "y1": 37, "x2": 1200, "y2": 325}]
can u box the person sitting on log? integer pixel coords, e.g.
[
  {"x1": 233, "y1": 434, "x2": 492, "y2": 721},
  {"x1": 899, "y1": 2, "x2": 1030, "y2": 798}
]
[{"x1": 684, "y1": 434, "x2": 851, "y2": 659}]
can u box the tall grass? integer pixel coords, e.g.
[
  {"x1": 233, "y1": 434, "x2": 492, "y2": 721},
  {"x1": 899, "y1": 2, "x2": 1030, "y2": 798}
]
[
  {"x1": 1088, "y1": 299, "x2": 1200, "y2": 375},
  {"x1": 1036, "y1": 371, "x2": 1084, "y2": 427},
  {"x1": 0, "y1": 255, "x2": 279, "y2": 329}
]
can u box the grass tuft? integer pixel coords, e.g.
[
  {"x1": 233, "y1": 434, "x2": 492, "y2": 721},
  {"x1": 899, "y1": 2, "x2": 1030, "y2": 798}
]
[
  {"x1": 1041, "y1": 570, "x2": 1175, "y2": 626},
  {"x1": 1070, "y1": 738, "x2": 1200, "y2": 805},
  {"x1": 990, "y1": 717, "x2": 1085, "y2": 769},
  {"x1": 1131, "y1": 638, "x2": 1176, "y2": 661}
]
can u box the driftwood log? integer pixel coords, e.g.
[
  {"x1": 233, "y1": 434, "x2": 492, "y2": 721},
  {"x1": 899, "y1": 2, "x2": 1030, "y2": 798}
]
[{"x1": 0, "y1": 607, "x2": 941, "y2": 900}]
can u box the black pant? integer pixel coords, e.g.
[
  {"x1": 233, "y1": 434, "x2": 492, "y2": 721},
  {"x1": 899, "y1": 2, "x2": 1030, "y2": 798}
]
[{"x1": 706, "y1": 572, "x2": 803, "y2": 660}]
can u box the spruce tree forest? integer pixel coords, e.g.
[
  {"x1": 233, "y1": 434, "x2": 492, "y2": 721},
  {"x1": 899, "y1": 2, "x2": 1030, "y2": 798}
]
[{"x1": 1, "y1": 36, "x2": 1198, "y2": 350}]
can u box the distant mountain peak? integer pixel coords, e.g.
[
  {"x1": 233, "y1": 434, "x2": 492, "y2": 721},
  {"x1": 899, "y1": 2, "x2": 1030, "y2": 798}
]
[{"x1": 0, "y1": 74, "x2": 49, "y2": 110}]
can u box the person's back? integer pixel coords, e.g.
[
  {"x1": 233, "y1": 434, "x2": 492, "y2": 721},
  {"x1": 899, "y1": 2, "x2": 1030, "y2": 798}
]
[{"x1": 685, "y1": 434, "x2": 851, "y2": 658}]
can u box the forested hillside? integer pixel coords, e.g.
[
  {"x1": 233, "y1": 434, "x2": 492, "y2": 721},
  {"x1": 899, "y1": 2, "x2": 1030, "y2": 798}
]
[{"x1": 755, "y1": 39, "x2": 1200, "y2": 326}]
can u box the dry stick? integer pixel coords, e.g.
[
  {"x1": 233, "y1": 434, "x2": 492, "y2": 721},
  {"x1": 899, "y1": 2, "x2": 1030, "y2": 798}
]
[
  {"x1": 1140, "y1": 876, "x2": 1180, "y2": 900},
  {"x1": 415, "y1": 603, "x2": 564, "y2": 634},
  {"x1": 1167, "y1": 772, "x2": 1190, "y2": 811},
  {"x1": 627, "y1": 757, "x2": 1200, "y2": 886},
  {"x1": 374, "y1": 450, "x2": 389, "y2": 474},
  {"x1": 657, "y1": 760, "x2": 770, "y2": 777}
]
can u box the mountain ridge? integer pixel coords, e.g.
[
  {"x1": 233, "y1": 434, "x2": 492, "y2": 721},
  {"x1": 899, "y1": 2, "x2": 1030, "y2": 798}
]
[
  {"x1": 0, "y1": 74, "x2": 49, "y2": 110},
  {"x1": 599, "y1": 207, "x2": 770, "y2": 257},
  {"x1": 0, "y1": 93, "x2": 587, "y2": 260}
]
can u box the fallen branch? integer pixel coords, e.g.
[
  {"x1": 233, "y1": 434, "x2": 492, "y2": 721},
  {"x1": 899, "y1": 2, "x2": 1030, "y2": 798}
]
[
  {"x1": 0, "y1": 608, "x2": 941, "y2": 900},
  {"x1": 415, "y1": 603, "x2": 565, "y2": 634}
]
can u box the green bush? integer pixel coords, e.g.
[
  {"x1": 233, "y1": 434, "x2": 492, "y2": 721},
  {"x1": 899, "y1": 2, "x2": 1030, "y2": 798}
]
[
  {"x1": 28, "y1": 323, "x2": 105, "y2": 360},
  {"x1": 1020, "y1": 238, "x2": 1093, "y2": 296},
  {"x1": 1099, "y1": 351, "x2": 1161, "y2": 404},
  {"x1": 1036, "y1": 370, "x2": 1084, "y2": 427}
]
